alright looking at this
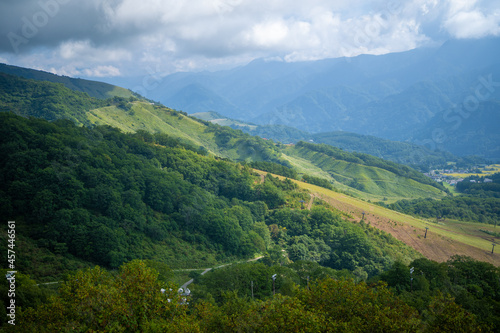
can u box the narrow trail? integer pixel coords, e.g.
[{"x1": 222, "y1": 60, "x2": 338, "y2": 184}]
[
  {"x1": 307, "y1": 193, "x2": 315, "y2": 210},
  {"x1": 179, "y1": 256, "x2": 264, "y2": 290}
]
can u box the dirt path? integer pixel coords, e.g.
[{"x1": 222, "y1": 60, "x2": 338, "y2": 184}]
[
  {"x1": 179, "y1": 256, "x2": 264, "y2": 289},
  {"x1": 307, "y1": 194, "x2": 315, "y2": 210}
]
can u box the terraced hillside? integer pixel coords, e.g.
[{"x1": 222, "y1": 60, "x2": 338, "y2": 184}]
[{"x1": 282, "y1": 142, "x2": 447, "y2": 202}]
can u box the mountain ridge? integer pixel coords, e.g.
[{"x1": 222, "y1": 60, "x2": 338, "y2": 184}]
[
  {"x1": 141, "y1": 38, "x2": 500, "y2": 159},
  {"x1": 0, "y1": 63, "x2": 134, "y2": 100}
]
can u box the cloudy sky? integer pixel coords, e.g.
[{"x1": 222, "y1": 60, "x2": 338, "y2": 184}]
[{"x1": 1, "y1": 0, "x2": 499, "y2": 79}]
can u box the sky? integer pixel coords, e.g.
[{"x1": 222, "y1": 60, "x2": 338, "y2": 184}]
[{"x1": 1, "y1": 0, "x2": 500, "y2": 79}]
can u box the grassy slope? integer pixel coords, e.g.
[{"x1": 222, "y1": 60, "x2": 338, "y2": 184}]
[
  {"x1": 283, "y1": 145, "x2": 446, "y2": 202},
  {"x1": 87, "y1": 102, "x2": 272, "y2": 161},
  {"x1": 254, "y1": 170, "x2": 499, "y2": 266},
  {"x1": 88, "y1": 102, "x2": 445, "y2": 202},
  {"x1": 87, "y1": 102, "x2": 218, "y2": 152}
]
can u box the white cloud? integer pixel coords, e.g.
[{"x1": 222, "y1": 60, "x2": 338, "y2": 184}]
[
  {"x1": 444, "y1": 10, "x2": 500, "y2": 38},
  {"x1": 0, "y1": 0, "x2": 498, "y2": 78},
  {"x1": 246, "y1": 20, "x2": 290, "y2": 48},
  {"x1": 440, "y1": 0, "x2": 500, "y2": 38}
]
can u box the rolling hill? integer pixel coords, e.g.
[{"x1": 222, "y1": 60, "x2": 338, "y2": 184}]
[
  {"x1": 281, "y1": 141, "x2": 446, "y2": 202},
  {"x1": 0, "y1": 71, "x2": 448, "y2": 203}
]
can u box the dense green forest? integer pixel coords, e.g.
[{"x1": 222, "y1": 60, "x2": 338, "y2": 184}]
[
  {"x1": 0, "y1": 72, "x2": 139, "y2": 126},
  {"x1": 5, "y1": 256, "x2": 498, "y2": 332},
  {"x1": 0, "y1": 113, "x2": 276, "y2": 273},
  {"x1": 382, "y1": 174, "x2": 500, "y2": 224},
  {"x1": 0, "y1": 72, "x2": 104, "y2": 125}
]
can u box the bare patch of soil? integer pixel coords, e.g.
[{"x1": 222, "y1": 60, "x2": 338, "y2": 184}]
[{"x1": 317, "y1": 194, "x2": 499, "y2": 266}]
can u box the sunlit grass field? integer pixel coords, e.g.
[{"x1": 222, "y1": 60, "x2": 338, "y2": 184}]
[
  {"x1": 444, "y1": 164, "x2": 500, "y2": 178},
  {"x1": 255, "y1": 169, "x2": 498, "y2": 254}
]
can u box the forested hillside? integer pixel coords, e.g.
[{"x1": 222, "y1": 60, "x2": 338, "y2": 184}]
[
  {"x1": 0, "y1": 72, "x2": 107, "y2": 125},
  {"x1": 0, "y1": 63, "x2": 134, "y2": 99},
  {"x1": 0, "y1": 113, "x2": 272, "y2": 272},
  {"x1": 0, "y1": 113, "x2": 420, "y2": 278}
]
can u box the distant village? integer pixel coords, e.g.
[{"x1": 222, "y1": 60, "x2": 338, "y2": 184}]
[{"x1": 424, "y1": 167, "x2": 494, "y2": 186}]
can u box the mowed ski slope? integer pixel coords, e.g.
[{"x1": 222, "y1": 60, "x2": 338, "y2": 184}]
[{"x1": 254, "y1": 170, "x2": 499, "y2": 266}]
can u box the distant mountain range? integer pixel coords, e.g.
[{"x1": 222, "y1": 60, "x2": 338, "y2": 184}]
[
  {"x1": 192, "y1": 111, "x2": 479, "y2": 170},
  {"x1": 141, "y1": 38, "x2": 500, "y2": 160}
]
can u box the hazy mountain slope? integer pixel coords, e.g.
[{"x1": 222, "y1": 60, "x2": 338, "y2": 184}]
[
  {"x1": 0, "y1": 63, "x2": 134, "y2": 99},
  {"x1": 165, "y1": 83, "x2": 243, "y2": 115},
  {"x1": 191, "y1": 111, "x2": 463, "y2": 170},
  {"x1": 148, "y1": 38, "x2": 500, "y2": 159},
  {"x1": 414, "y1": 100, "x2": 500, "y2": 159}
]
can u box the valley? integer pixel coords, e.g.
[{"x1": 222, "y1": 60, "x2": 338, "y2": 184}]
[
  {"x1": 2, "y1": 2, "x2": 500, "y2": 330},
  {"x1": 0, "y1": 62, "x2": 499, "y2": 332}
]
